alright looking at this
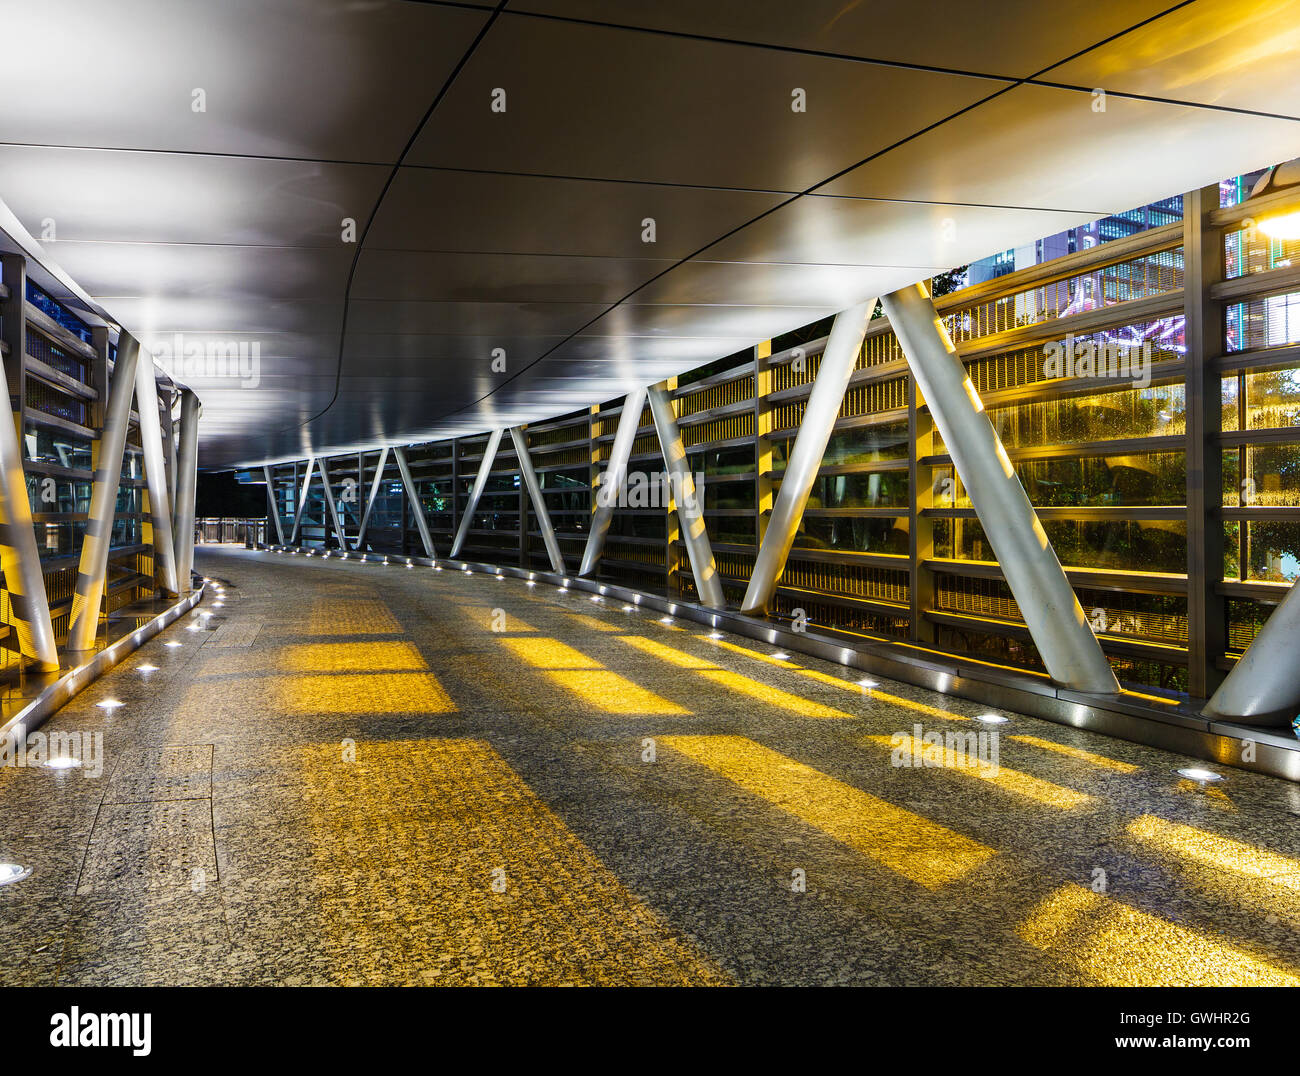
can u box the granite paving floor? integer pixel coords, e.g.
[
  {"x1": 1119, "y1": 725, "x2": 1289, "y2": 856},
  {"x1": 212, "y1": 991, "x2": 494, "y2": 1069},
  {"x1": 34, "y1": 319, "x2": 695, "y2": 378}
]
[{"x1": 2, "y1": 545, "x2": 1300, "y2": 986}]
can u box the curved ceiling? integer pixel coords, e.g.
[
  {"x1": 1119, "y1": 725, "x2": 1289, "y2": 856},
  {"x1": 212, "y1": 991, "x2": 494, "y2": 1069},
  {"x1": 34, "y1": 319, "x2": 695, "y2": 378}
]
[{"x1": 2, "y1": 0, "x2": 1299, "y2": 467}]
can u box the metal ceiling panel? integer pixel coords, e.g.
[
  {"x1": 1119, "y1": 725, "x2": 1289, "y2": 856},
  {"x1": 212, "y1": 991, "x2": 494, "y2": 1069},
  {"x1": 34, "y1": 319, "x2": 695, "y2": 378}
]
[{"x1": 506, "y1": 0, "x2": 1177, "y2": 80}]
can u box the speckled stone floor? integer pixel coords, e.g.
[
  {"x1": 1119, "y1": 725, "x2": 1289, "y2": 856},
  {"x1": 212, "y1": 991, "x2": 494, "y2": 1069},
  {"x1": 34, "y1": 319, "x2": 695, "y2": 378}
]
[{"x1": 2, "y1": 545, "x2": 1299, "y2": 986}]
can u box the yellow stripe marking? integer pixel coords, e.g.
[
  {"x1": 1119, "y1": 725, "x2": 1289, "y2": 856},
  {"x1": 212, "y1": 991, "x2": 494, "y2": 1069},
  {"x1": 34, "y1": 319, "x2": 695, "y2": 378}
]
[
  {"x1": 661, "y1": 735, "x2": 994, "y2": 889},
  {"x1": 1018, "y1": 883, "x2": 1300, "y2": 986},
  {"x1": 870, "y1": 734, "x2": 1093, "y2": 809},
  {"x1": 1009, "y1": 734, "x2": 1139, "y2": 774},
  {"x1": 1128, "y1": 815, "x2": 1300, "y2": 890}
]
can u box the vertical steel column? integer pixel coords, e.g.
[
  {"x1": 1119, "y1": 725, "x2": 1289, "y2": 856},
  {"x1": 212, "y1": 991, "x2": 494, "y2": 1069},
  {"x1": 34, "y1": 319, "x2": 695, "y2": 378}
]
[
  {"x1": 263, "y1": 466, "x2": 286, "y2": 545},
  {"x1": 883, "y1": 283, "x2": 1118, "y2": 694},
  {"x1": 579, "y1": 387, "x2": 646, "y2": 576},
  {"x1": 161, "y1": 386, "x2": 178, "y2": 525},
  {"x1": 510, "y1": 426, "x2": 564, "y2": 573},
  {"x1": 317, "y1": 457, "x2": 346, "y2": 549},
  {"x1": 908, "y1": 375, "x2": 937, "y2": 643},
  {"x1": 1203, "y1": 580, "x2": 1300, "y2": 725},
  {"x1": 1184, "y1": 184, "x2": 1226, "y2": 699},
  {"x1": 0, "y1": 334, "x2": 60, "y2": 671},
  {"x1": 173, "y1": 389, "x2": 200, "y2": 593},
  {"x1": 742, "y1": 301, "x2": 872, "y2": 615},
  {"x1": 451, "y1": 429, "x2": 501, "y2": 559},
  {"x1": 647, "y1": 382, "x2": 725, "y2": 609},
  {"x1": 353, "y1": 446, "x2": 389, "y2": 550},
  {"x1": 393, "y1": 446, "x2": 434, "y2": 557},
  {"x1": 134, "y1": 355, "x2": 180, "y2": 595},
  {"x1": 753, "y1": 340, "x2": 774, "y2": 548},
  {"x1": 288, "y1": 456, "x2": 316, "y2": 544}
]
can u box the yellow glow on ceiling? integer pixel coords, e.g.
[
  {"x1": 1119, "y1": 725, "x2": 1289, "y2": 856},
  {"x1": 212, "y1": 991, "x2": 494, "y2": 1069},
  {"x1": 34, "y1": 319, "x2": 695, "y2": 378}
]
[
  {"x1": 661, "y1": 735, "x2": 994, "y2": 889},
  {"x1": 1127, "y1": 815, "x2": 1300, "y2": 891},
  {"x1": 1009, "y1": 734, "x2": 1140, "y2": 774},
  {"x1": 870, "y1": 734, "x2": 1093, "y2": 809},
  {"x1": 1017, "y1": 883, "x2": 1299, "y2": 986}
]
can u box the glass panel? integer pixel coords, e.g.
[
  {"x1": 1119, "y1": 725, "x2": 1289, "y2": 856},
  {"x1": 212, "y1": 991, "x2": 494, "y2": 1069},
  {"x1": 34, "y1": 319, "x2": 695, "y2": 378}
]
[
  {"x1": 806, "y1": 471, "x2": 909, "y2": 509},
  {"x1": 1246, "y1": 520, "x2": 1300, "y2": 581},
  {"x1": 1240, "y1": 444, "x2": 1300, "y2": 506},
  {"x1": 936, "y1": 452, "x2": 1185, "y2": 508},
  {"x1": 1245, "y1": 366, "x2": 1300, "y2": 429},
  {"x1": 1221, "y1": 376, "x2": 1240, "y2": 432},
  {"x1": 933, "y1": 516, "x2": 1187, "y2": 572},
  {"x1": 935, "y1": 384, "x2": 1185, "y2": 452},
  {"x1": 793, "y1": 515, "x2": 909, "y2": 555}
]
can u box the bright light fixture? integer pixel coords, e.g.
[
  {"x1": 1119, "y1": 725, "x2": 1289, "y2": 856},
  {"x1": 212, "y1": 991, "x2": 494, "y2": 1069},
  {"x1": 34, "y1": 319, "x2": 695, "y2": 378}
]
[
  {"x1": 164, "y1": 641, "x2": 182, "y2": 649},
  {"x1": 0, "y1": 864, "x2": 30, "y2": 887},
  {"x1": 858, "y1": 679, "x2": 878, "y2": 689},
  {"x1": 1177, "y1": 767, "x2": 1225, "y2": 784},
  {"x1": 138, "y1": 664, "x2": 158, "y2": 673},
  {"x1": 96, "y1": 699, "x2": 124, "y2": 711},
  {"x1": 622, "y1": 605, "x2": 633, "y2": 612},
  {"x1": 45, "y1": 756, "x2": 81, "y2": 771},
  {"x1": 772, "y1": 652, "x2": 790, "y2": 661},
  {"x1": 976, "y1": 713, "x2": 1009, "y2": 725}
]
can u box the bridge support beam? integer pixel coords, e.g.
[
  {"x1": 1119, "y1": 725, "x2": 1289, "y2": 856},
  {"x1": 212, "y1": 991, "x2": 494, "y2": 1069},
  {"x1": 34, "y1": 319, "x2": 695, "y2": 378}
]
[
  {"x1": 1204, "y1": 581, "x2": 1300, "y2": 726},
  {"x1": 882, "y1": 282, "x2": 1118, "y2": 695},
  {"x1": 511, "y1": 426, "x2": 565, "y2": 574},
  {"x1": 451, "y1": 430, "x2": 501, "y2": 559},
  {"x1": 173, "y1": 389, "x2": 200, "y2": 592},
  {"x1": 135, "y1": 352, "x2": 180, "y2": 596},
  {"x1": 741, "y1": 301, "x2": 873, "y2": 615},
  {"x1": 647, "y1": 382, "x2": 725, "y2": 610},
  {"x1": 580, "y1": 387, "x2": 646, "y2": 577},
  {"x1": 393, "y1": 446, "x2": 434, "y2": 558},
  {"x1": 354, "y1": 446, "x2": 389, "y2": 551}
]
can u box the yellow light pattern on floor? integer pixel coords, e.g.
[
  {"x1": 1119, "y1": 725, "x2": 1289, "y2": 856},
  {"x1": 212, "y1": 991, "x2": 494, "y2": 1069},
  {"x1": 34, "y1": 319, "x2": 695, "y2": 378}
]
[
  {"x1": 305, "y1": 598, "x2": 402, "y2": 635},
  {"x1": 700, "y1": 671, "x2": 852, "y2": 719},
  {"x1": 458, "y1": 606, "x2": 537, "y2": 633},
  {"x1": 695, "y1": 635, "x2": 968, "y2": 721},
  {"x1": 619, "y1": 636, "x2": 851, "y2": 718},
  {"x1": 298, "y1": 739, "x2": 726, "y2": 985},
  {"x1": 617, "y1": 634, "x2": 715, "y2": 669},
  {"x1": 1128, "y1": 815, "x2": 1300, "y2": 891},
  {"x1": 503, "y1": 636, "x2": 688, "y2": 715},
  {"x1": 697, "y1": 636, "x2": 800, "y2": 668},
  {"x1": 200, "y1": 641, "x2": 429, "y2": 677},
  {"x1": 870, "y1": 734, "x2": 1093, "y2": 809},
  {"x1": 502, "y1": 637, "x2": 600, "y2": 669},
  {"x1": 564, "y1": 612, "x2": 625, "y2": 633},
  {"x1": 1009, "y1": 734, "x2": 1140, "y2": 774},
  {"x1": 271, "y1": 672, "x2": 456, "y2": 715},
  {"x1": 1017, "y1": 883, "x2": 1300, "y2": 986},
  {"x1": 661, "y1": 735, "x2": 994, "y2": 889}
]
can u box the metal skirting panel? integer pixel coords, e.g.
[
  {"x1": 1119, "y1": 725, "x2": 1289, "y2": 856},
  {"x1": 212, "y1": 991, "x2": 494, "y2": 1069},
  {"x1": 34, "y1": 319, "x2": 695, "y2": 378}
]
[{"x1": 262, "y1": 542, "x2": 1300, "y2": 783}]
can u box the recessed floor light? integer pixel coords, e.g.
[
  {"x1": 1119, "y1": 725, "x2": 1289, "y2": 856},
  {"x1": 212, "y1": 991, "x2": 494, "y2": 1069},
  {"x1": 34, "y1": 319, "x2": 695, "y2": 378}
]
[
  {"x1": 45, "y1": 756, "x2": 81, "y2": 771},
  {"x1": 659, "y1": 617, "x2": 674, "y2": 625},
  {"x1": 138, "y1": 664, "x2": 158, "y2": 673},
  {"x1": 590, "y1": 596, "x2": 601, "y2": 603},
  {"x1": 976, "y1": 713, "x2": 1009, "y2": 725},
  {"x1": 96, "y1": 699, "x2": 124, "y2": 711},
  {"x1": 1177, "y1": 767, "x2": 1225, "y2": 784},
  {"x1": 771, "y1": 652, "x2": 790, "y2": 661},
  {"x1": 164, "y1": 641, "x2": 182, "y2": 648},
  {"x1": 708, "y1": 632, "x2": 723, "y2": 639},
  {"x1": 858, "y1": 679, "x2": 878, "y2": 689},
  {"x1": 621, "y1": 605, "x2": 634, "y2": 612},
  {"x1": 526, "y1": 580, "x2": 535, "y2": 587},
  {"x1": 0, "y1": 864, "x2": 30, "y2": 887}
]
